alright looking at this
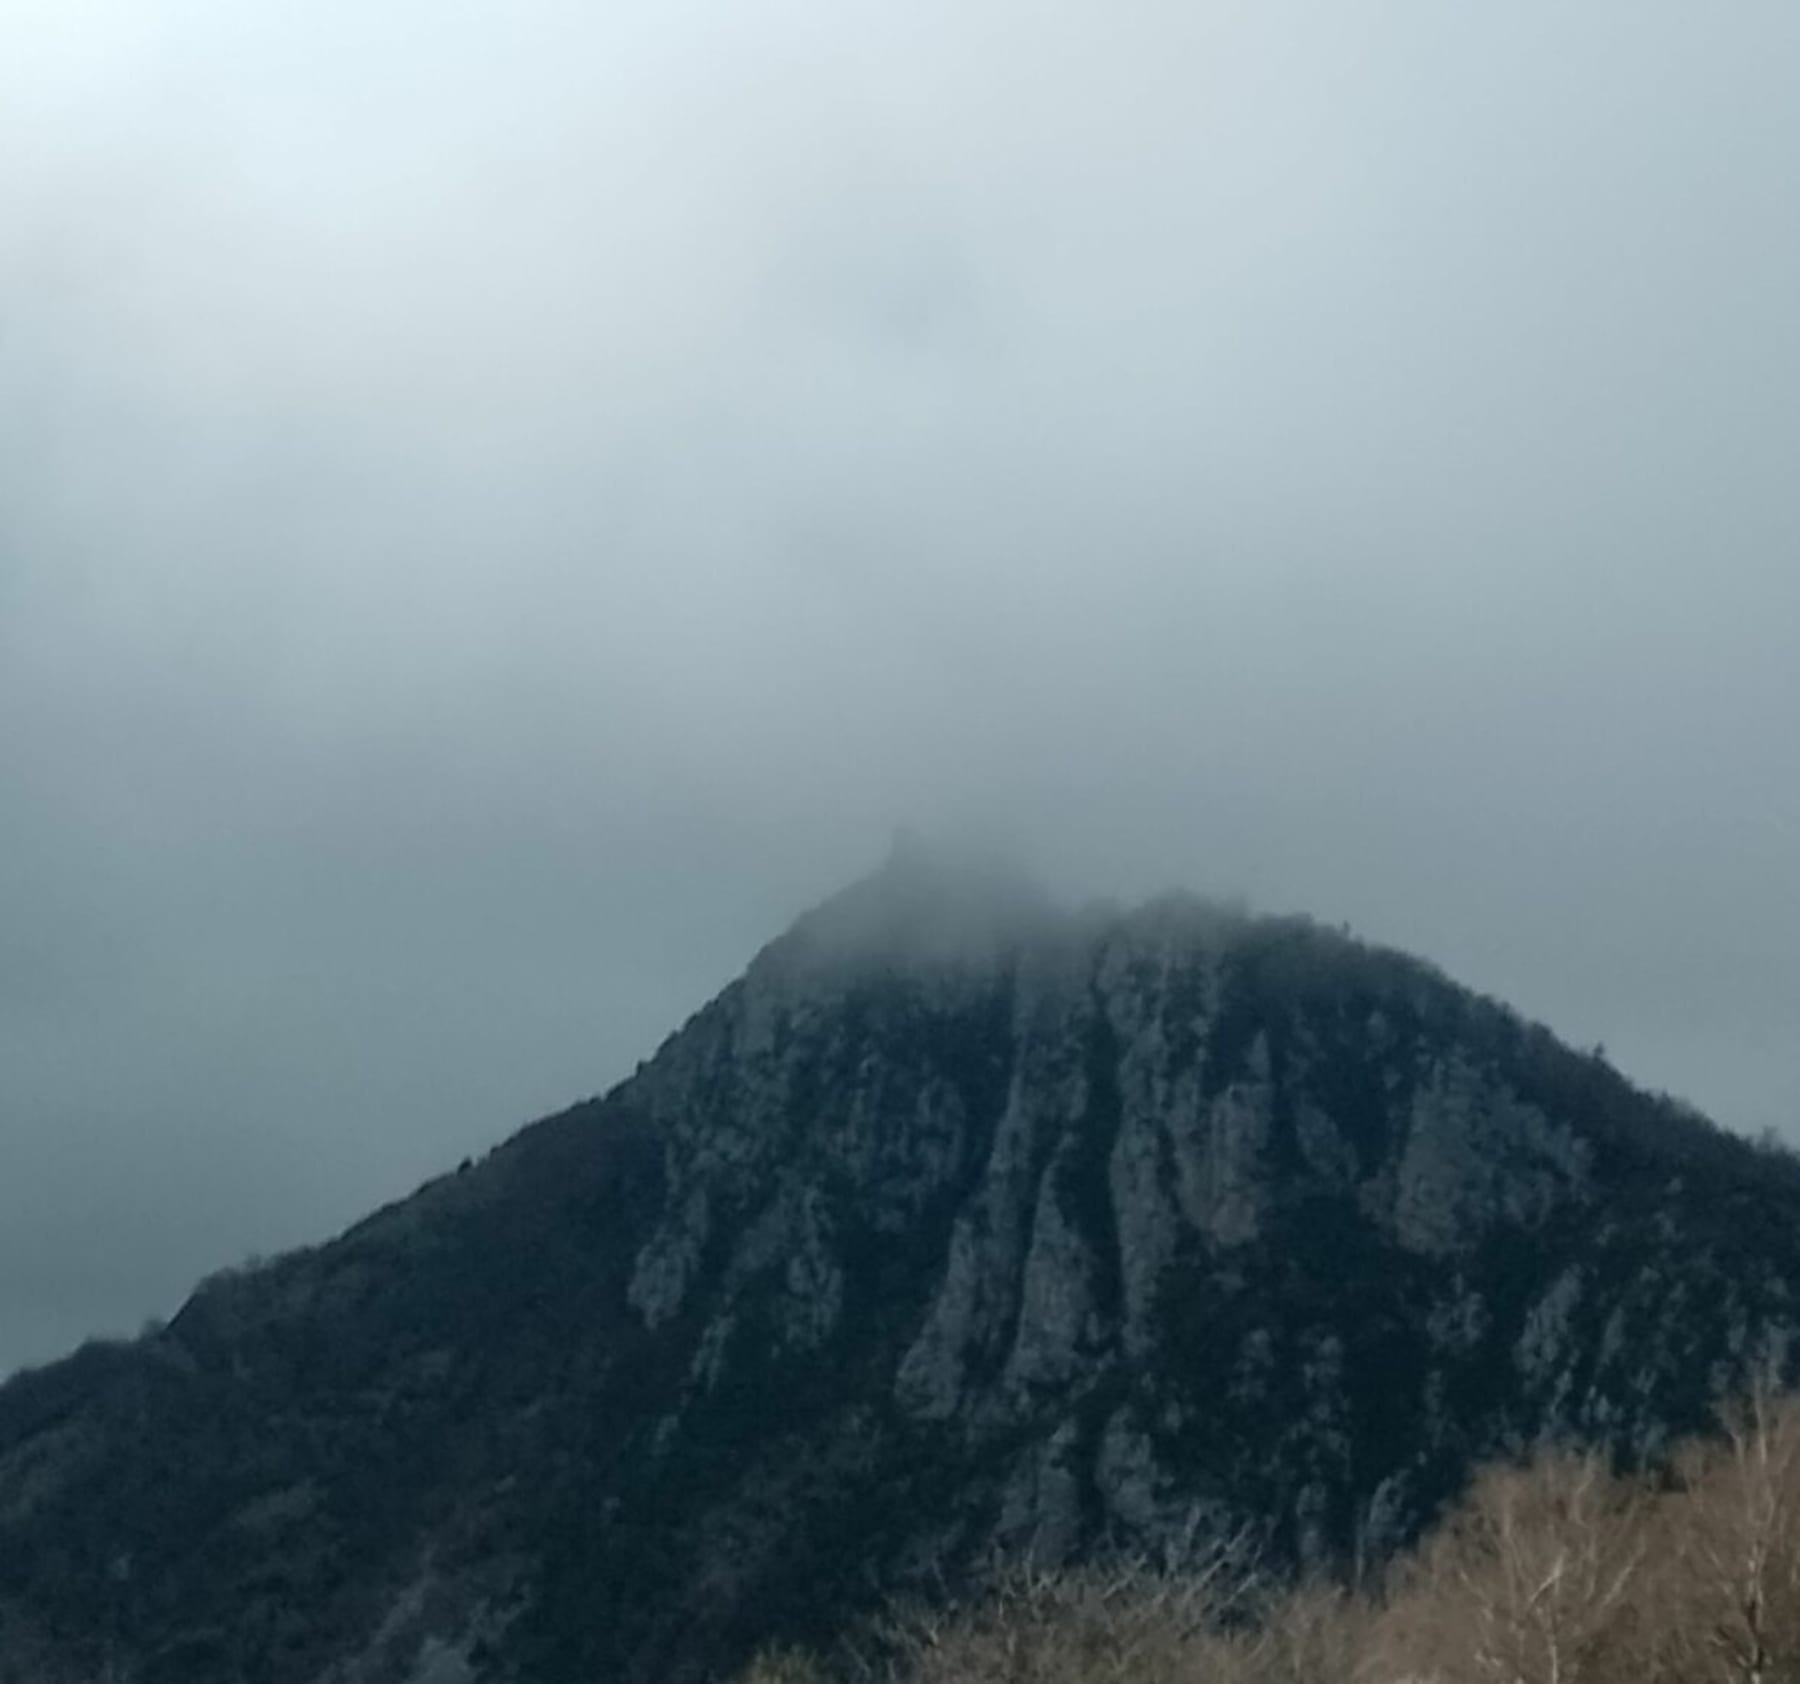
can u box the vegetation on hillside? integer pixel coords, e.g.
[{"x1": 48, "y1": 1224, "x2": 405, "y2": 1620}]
[{"x1": 742, "y1": 1374, "x2": 1800, "y2": 1684}]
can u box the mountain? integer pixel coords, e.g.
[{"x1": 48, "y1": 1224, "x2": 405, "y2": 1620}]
[{"x1": 4, "y1": 846, "x2": 1800, "y2": 1683}]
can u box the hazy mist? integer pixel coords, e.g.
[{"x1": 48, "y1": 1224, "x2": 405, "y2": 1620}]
[{"x1": 3, "y1": 0, "x2": 1797, "y2": 1373}]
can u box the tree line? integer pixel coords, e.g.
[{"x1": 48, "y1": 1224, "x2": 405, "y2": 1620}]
[{"x1": 740, "y1": 1374, "x2": 1800, "y2": 1684}]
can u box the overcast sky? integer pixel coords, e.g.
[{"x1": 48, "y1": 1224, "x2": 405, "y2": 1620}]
[{"x1": 3, "y1": 0, "x2": 1797, "y2": 1376}]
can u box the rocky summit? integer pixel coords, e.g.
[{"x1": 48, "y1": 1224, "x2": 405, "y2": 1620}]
[{"x1": 4, "y1": 846, "x2": 1800, "y2": 1683}]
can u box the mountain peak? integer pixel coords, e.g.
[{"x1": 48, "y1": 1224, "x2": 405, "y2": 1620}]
[{"x1": 770, "y1": 833, "x2": 1056, "y2": 976}]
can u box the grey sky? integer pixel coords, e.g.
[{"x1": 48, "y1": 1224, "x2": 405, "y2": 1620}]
[{"x1": 3, "y1": 1, "x2": 1797, "y2": 1375}]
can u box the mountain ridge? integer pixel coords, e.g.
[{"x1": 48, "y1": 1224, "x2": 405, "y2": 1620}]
[{"x1": 2, "y1": 852, "x2": 1796, "y2": 1682}]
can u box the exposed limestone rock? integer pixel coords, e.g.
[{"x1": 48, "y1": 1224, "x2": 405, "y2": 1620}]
[
  {"x1": 996, "y1": 1417, "x2": 1085, "y2": 1563},
  {"x1": 1388, "y1": 1056, "x2": 1588, "y2": 1254},
  {"x1": 1095, "y1": 1404, "x2": 1185, "y2": 1535},
  {"x1": 1002, "y1": 1150, "x2": 1103, "y2": 1394},
  {"x1": 1107, "y1": 1080, "x2": 1181, "y2": 1360},
  {"x1": 1517, "y1": 1265, "x2": 1585, "y2": 1388},
  {"x1": 1191, "y1": 1077, "x2": 1272, "y2": 1247},
  {"x1": 1426, "y1": 1278, "x2": 1491, "y2": 1356},
  {"x1": 895, "y1": 1211, "x2": 989, "y2": 1420},
  {"x1": 628, "y1": 1186, "x2": 710, "y2": 1329},
  {"x1": 1294, "y1": 1101, "x2": 1359, "y2": 1187}
]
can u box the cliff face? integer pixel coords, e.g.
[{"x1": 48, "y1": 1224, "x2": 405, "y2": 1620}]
[{"x1": 3, "y1": 851, "x2": 1798, "y2": 1683}]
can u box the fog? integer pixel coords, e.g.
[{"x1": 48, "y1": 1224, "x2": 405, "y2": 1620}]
[{"x1": 3, "y1": 0, "x2": 1797, "y2": 1374}]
